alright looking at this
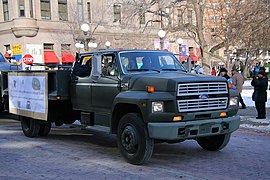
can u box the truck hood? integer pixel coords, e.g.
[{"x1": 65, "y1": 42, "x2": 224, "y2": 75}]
[{"x1": 123, "y1": 72, "x2": 227, "y2": 92}]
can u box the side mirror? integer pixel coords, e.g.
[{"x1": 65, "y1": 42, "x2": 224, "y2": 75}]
[{"x1": 90, "y1": 55, "x2": 102, "y2": 81}]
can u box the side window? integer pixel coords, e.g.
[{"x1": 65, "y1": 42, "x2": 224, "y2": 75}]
[
  {"x1": 73, "y1": 55, "x2": 92, "y2": 77},
  {"x1": 101, "y1": 54, "x2": 117, "y2": 76}
]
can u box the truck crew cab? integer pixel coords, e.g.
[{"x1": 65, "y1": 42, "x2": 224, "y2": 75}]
[{"x1": 3, "y1": 50, "x2": 240, "y2": 165}]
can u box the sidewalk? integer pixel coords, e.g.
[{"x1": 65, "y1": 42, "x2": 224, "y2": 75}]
[{"x1": 240, "y1": 80, "x2": 270, "y2": 132}]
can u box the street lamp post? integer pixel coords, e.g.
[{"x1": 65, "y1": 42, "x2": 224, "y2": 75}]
[
  {"x1": 88, "y1": 42, "x2": 97, "y2": 49},
  {"x1": 177, "y1": 38, "x2": 183, "y2": 61},
  {"x1": 186, "y1": 52, "x2": 191, "y2": 72},
  {"x1": 80, "y1": 23, "x2": 90, "y2": 52},
  {"x1": 105, "y1": 41, "x2": 111, "y2": 49},
  {"x1": 158, "y1": 30, "x2": 166, "y2": 50}
]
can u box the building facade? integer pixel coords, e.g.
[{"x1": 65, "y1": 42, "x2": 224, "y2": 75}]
[{"x1": 0, "y1": 0, "x2": 200, "y2": 68}]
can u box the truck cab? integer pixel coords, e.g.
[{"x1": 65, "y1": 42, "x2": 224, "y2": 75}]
[{"x1": 68, "y1": 50, "x2": 240, "y2": 164}]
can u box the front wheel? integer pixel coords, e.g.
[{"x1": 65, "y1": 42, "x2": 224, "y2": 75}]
[
  {"x1": 117, "y1": 113, "x2": 154, "y2": 165},
  {"x1": 20, "y1": 116, "x2": 40, "y2": 138},
  {"x1": 197, "y1": 133, "x2": 231, "y2": 151}
]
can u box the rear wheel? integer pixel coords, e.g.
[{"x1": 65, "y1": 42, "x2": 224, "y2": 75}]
[
  {"x1": 197, "y1": 133, "x2": 231, "y2": 151},
  {"x1": 117, "y1": 113, "x2": 154, "y2": 165},
  {"x1": 38, "y1": 122, "x2": 51, "y2": 136},
  {"x1": 20, "y1": 116, "x2": 40, "y2": 137}
]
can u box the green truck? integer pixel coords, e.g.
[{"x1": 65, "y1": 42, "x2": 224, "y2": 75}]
[{"x1": 2, "y1": 50, "x2": 240, "y2": 165}]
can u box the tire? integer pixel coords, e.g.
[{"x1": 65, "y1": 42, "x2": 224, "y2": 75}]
[
  {"x1": 38, "y1": 122, "x2": 51, "y2": 136},
  {"x1": 117, "y1": 113, "x2": 154, "y2": 165},
  {"x1": 197, "y1": 133, "x2": 231, "y2": 151},
  {"x1": 20, "y1": 116, "x2": 40, "y2": 138}
]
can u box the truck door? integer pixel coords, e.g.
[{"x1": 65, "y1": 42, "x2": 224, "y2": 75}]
[
  {"x1": 70, "y1": 55, "x2": 93, "y2": 111},
  {"x1": 91, "y1": 54, "x2": 120, "y2": 110}
]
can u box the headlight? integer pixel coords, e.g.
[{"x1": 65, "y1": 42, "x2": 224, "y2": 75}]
[
  {"x1": 230, "y1": 97, "x2": 238, "y2": 106},
  {"x1": 152, "y1": 101, "x2": 164, "y2": 113}
]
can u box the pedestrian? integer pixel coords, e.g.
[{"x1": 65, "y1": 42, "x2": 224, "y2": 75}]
[
  {"x1": 219, "y1": 67, "x2": 230, "y2": 80},
  {"x1": 231, "y1": 67, "x2": 246, "y2": 109},
  {"x1": 249, "y1": 65, "x2": 253, "y2": 78},
  {"x1": 251, "y1": 70, "x2": 268, "y2": 119},
  {"x1": 211, "y1": 67, "x2": 217, "y2": 76},
  {"x1": 253, "y1": 63, "x2": 260, "y2": 76},
  {"x1": 190, "y1": 67, "x2": 196, "y2": 74},
  {"x1": 194, "y1": 65, "x2": 206, "y2": 74}
]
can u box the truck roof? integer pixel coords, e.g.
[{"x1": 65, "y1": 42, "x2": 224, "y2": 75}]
[{"x1": 80, "y1": 49, "x2": 170, "y2": 56}]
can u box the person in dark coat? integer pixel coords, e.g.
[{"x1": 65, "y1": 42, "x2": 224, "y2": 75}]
[
  {"x1": 251, "y1": 70, "x2": 268, "y2": 119},
  {"x1": 219, "y1": 68, "x2": 230, "y2": 80}
]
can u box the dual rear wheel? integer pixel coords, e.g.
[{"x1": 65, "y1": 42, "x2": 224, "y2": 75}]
[{"x1": 20, "y1": 116, "x2": 51, "y2": 137}]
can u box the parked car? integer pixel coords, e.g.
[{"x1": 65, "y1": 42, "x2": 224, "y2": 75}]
[{"x1": 0, "y1": 52, "x2": 19, "y2": 70}]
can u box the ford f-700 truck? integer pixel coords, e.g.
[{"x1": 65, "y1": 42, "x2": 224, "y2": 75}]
[{"x1": 2, "y1": 50, "x2": 240, "y2": 165}]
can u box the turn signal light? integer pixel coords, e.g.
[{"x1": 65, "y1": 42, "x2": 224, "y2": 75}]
[
  {"x1": 220, "y1": 112, "x2": 227, "y2": 117},
  {"x1": 173, "y1": 116, "x2": 182, "y2": 121},
  {"x1": 55, "y1": 96, "x2": 61, "y2": 100},
  {"x1": 147, "y1": 86, "x2": 155, "y2": 93}
]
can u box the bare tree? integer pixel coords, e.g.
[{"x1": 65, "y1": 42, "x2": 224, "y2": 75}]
[{"x1": 119, "y1": 0, "x2": 269, "y2": 74}]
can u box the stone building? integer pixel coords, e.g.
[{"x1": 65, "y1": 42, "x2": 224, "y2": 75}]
[{"x1": 0, "y1": 0, "x2": 200, "y2": 68}]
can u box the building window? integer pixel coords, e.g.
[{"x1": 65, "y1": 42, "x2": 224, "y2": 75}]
[
  {"x1": 224, "y1": 2, "x2": 232, "y2": 9},
  {"x1": 211, "y1": 3, "x2": 220, "y2": 10},
  {"x1": 87, "y1": 2, "x2": 91, "y2": 23},
  {"x1": 210, "y1": 15, "x2": 219, "y2": 22},
  {"x1": 187, "y1": 10, "x2": 192, "y2": 24},
  {"x1": 4, "y1": 44, "x2": 11, "y2": 51},
  {"x1": 78, "y1": 0, "x2": 83, "y2": 21},
  {"x1": 19, "y1": 0, "x2": 25, "y2": 17},
  {"x1": 113, "y1": 4, "x2": 121, "y2": 23},
  {"x1": 29, "y1": 0, "x2": 33, "y2": 17},
  {"x1": 3, "y1": 0, "x2": 9, "y2": 21},
  {"x1": 61, "y1": 44, "x2": 71, "y2": 51},
  {"x1": 58, "y1": 0, "x2": 67, "y2": 21},
  {"x1": 210, "y1": 26, "x2": 219, "y2": 32},
  {"x1": 139, "y1": 9, "x2": 145, "y2": 24},
  {"x1": 177, "y1": 9, "x2": 183, "y2": 24},
  {"x1": 41, "y1": 0, "x2": 51, "y2": 20},
  {"x1": 44, "y1": 43, "x2": 54, "y2": 50}
]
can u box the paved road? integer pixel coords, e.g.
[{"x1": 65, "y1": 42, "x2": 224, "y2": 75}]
[{"x1": 0, "y1": 117, "x2": 269, "y2": 180}]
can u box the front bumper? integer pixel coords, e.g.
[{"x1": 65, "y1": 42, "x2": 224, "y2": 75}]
[{"x1": 148, "y1": 115, "x2": 240, "y2": 140}]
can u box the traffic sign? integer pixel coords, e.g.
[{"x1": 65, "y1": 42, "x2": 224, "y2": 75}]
[{"x1": 22, "y1": 54, "x2": 34, "y2": 65}]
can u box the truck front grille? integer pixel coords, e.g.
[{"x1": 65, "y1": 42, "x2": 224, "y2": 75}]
[{"x1": 177, "y1": 82, "x2": 228, "y2": 112}]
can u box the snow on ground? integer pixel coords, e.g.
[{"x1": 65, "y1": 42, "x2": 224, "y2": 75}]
[{"x1": 242, "y1": 80, "x2": 270, "y2": 107}]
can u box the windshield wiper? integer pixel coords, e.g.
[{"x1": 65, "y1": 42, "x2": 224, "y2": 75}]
[
  {"x1": 128, "y1": 69, "x2": 149, "y2": 71},
  {"x1": 161, "y1": 68, "x2": 178, "y2": 71}
]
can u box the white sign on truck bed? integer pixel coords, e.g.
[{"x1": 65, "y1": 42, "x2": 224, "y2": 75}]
[{"x1": 8, "y1": 72, "x2": 48, "y2": 121}]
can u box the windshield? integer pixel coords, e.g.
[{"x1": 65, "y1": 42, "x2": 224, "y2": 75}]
[{"x1": 119, "y1": 51, "x2": 186, "y2": 74}]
